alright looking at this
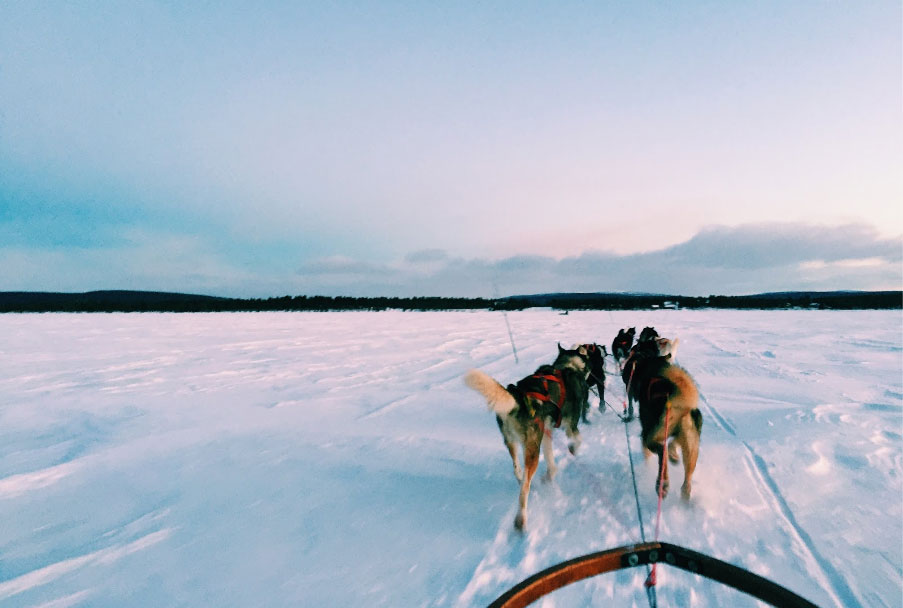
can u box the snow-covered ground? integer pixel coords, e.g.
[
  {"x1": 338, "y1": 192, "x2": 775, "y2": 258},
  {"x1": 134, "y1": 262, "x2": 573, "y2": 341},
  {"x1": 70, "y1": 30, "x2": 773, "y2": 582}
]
[{"x1": 0, "y1": 310, "x2": 900, "y2": 607}]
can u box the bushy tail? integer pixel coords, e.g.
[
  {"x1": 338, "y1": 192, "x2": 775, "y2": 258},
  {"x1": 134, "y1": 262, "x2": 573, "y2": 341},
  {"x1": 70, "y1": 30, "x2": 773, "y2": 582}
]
[{"x1": 464, "y1": 369, "x2": 517, "y2": 416}]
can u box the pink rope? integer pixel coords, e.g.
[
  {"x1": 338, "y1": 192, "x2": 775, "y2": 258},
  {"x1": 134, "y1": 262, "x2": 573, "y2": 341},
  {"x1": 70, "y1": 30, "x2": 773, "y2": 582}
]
[{"x1": 645, "y1": 404, "x2": 671, "y2": 588}]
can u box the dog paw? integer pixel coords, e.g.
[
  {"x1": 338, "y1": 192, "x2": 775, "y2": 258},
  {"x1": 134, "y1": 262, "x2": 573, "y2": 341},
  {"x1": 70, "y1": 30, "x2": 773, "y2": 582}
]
[
  {"x1": 681, "y1": 484, "x2": 691, "y2": 500},
  {"x1": 542, "y1": 469, "x2": 557, "y2": 483},
  {"x1": 514, "y1": 513, "x2": 526, "y2": 530},
  {"x1": 656, "y1": 480, "x2": 670, "y2": 498}
]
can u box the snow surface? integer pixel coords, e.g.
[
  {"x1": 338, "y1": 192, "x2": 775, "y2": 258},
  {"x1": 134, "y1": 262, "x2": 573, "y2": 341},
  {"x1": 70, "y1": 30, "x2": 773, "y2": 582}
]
[{"x1": 0, "y1": 310, "x2": 900, "y2": 607}]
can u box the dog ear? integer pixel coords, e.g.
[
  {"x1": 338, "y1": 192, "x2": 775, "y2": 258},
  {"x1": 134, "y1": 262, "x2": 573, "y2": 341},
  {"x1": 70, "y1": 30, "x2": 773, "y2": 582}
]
[{"x1": 558, "y1": 342, "x2": 565, "y2": 353}]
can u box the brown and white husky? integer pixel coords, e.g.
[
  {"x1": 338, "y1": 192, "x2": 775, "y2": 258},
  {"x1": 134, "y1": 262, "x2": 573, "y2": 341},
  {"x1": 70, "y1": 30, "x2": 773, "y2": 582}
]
[{"x1": 631, "y1": 353, "x2": 702, "y2": 499}]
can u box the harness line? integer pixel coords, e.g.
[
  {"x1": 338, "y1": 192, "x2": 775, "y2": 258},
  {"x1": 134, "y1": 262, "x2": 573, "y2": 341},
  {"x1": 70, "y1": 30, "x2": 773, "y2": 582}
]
[
  {"x1": 502, "y1": 308, "x2": 519, "y2": 364},
  {"x1": 612, "y1": 349, "x2": 657, "y2": 606},
  {"x1": 490, "y1": 281, "x2": 519, "y2": 363},
  {"x1": 645, "y1": 403, "x2": 672, "y2": 589},
  {"x1": 623, "y1": 399, "x2": 658, "y2": 608},
  {"x1": 587, "y1": 373, "x2": 630, "y2": 422}
]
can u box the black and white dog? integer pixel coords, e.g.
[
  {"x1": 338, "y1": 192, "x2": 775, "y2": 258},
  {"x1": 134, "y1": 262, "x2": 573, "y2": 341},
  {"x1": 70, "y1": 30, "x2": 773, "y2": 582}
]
[{"x1": 611, "y1": 327, "x2": 636, "y2": 364}]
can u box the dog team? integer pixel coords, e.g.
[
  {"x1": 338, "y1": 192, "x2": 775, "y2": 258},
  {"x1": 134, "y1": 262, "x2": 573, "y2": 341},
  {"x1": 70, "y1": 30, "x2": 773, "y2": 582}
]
[{"x1": 465, "y1": 326, "x2": 702, "y2": 530}]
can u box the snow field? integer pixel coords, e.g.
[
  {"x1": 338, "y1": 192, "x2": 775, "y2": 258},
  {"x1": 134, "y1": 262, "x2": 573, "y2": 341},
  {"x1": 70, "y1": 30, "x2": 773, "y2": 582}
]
[{"x1": 0, "y1": 310, "x2": 900, "y2": 607}]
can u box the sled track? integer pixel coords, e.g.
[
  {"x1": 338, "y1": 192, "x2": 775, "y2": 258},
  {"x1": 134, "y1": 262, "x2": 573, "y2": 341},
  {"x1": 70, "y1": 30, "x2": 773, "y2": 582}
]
[
  {"x1": 698, "y1": 392, "x2": 863, "y2": 608},
  {"x1": 357, "y1": 350, "x2": 518, "y2": 420}
]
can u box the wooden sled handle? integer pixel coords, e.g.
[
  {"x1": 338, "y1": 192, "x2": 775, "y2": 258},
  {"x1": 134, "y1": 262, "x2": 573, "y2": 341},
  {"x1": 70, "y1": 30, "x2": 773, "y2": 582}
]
[{"x1": 488, "y1": 541, "x2": 820, "y2": 608}]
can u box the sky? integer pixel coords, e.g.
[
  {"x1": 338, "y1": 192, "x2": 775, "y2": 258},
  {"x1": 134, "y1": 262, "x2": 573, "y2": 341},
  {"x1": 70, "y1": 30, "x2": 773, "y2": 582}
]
[{"x1": 1, "y1": 1, "x2": 901, "y2": 298}]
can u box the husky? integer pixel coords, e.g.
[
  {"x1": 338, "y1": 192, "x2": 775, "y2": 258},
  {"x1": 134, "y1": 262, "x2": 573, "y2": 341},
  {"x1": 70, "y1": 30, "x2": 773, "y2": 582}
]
[
  {"x1": 638, "y1": 326, "x2": 660, "y2": 343},
  {"x1": 621, "y1": 336, "x2": 679, "y2": 420},
  {"x1": 464, "y1": 344, "x2": 591, "y2": 530},
  {"x1": 578, "y1": 343, "x2": 608, "y2": 418},
  {"x1": 631, "y1": 355, "x2": 702, "y2": 499},
  {"x1": 611, "y1": 327, "x2": 636, "y2": 364}
]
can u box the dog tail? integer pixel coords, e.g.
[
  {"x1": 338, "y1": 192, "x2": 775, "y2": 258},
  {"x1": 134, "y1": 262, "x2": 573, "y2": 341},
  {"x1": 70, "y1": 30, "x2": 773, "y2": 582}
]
[{"x1": 464, "y1": 369, "x2": 518, "y2": 416}]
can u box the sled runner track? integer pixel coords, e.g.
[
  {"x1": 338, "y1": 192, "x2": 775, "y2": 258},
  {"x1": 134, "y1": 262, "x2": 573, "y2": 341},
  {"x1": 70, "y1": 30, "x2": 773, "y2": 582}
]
[
  {"x1": 698, "y1": 392, "x2": 863, "y2": 608},
  {"x1": 357, "y1": 394, "x2": 418, "y2": 421},
  {"x1": 356, "y1": 350, "x2": 519, "y2": 420}
]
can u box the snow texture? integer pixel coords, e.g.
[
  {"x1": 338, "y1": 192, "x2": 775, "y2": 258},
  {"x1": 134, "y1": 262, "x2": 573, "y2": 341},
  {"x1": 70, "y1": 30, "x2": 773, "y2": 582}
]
[{"x1": 0, "y1": 310, "x2": 900, "y2": 607}]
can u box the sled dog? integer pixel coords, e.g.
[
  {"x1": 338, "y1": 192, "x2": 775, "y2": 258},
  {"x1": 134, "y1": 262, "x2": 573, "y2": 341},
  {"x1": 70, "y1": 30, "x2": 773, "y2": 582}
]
[
  {"x1": 638, "y1": 326, "x2": 660, "y2": 343},
  {"x1": 621, "y1": 336, "x2": 678, "y2": 420},
  {"x1": 579, "y1": 342, "x2": 608, "y2": 419},
  {"x1": 464, "y1": 344, "x2": 591, "y2": 530},
  {"x1": 611, "y1": 328, "x2": 636, "y2": 364},
  {"x1": 631, "y1": 355, "x2": 702, "y2": 499}
]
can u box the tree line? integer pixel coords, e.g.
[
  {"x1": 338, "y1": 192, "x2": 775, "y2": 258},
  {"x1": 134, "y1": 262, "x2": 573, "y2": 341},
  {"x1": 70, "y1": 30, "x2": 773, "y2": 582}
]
[{"x1": 0, "y1": 290, "x2": 899, "y2": 313}]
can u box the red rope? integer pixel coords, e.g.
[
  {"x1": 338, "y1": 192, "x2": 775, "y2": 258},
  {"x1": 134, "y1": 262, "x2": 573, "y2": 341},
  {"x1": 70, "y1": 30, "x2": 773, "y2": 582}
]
[{"x1": 645, "y1": 404, "x2": 671, "y2": 588}]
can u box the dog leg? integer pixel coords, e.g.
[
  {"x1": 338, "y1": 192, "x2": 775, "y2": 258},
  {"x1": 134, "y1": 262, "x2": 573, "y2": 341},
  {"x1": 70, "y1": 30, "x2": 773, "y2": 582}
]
[
  {"x1": 564, "y1": 424, "x2": 582, "y2": 455},
  {"x1": 652, "y1": 443, "x2": 669, "y2": 498},
  {"x1": 507, "y1": 439, "x2": 523, "y2": 482},
  {"x1": 677, "y1": 416, "x2": 700, "y2": 499},
  {"x1": 514, "y1": 438, "x2": 540, "y2": 530},
  {"x1": 497, "y1": 416, "x2": 523, "y2": 481},
  {"x1": 668, "y1": 441, "x2": 679, "y2": 464},
  {"x1": 541, "y1": 432, "x2": 557, "y2": 482}
]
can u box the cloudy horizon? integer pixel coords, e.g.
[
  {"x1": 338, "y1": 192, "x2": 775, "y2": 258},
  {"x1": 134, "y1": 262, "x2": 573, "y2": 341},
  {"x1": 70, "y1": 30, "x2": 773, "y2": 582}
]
[{"x1": 2, "y1": 2, "x2": 901, "y2": 298}]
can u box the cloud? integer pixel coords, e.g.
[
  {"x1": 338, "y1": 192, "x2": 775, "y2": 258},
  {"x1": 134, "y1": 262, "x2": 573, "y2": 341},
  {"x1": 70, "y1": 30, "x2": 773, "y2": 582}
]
[
  {"x1": 284, "y1": 223, "x2": 902, "y2": 297},
  {"x1": 404, "y1": 249, "x2": 448, "y2": 264},
  {"x1": 0, "y1": 230, "x2": 258, "y2": 295},
  {"x1": 296, "y1": 256, "x2": 396, "y2": 276},
  {"x1": 2, "y1": 221, "x2": 899, "y2": 297},
  {"x1": 668, "y1": 223, "x2": 902, "y2": 270}
]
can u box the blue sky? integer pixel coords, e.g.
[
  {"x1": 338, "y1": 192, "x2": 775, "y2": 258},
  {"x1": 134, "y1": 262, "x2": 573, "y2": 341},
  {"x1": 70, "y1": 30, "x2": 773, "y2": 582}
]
[{"x1": 1, "y1": 1, "x2": 900, "y2": 297}]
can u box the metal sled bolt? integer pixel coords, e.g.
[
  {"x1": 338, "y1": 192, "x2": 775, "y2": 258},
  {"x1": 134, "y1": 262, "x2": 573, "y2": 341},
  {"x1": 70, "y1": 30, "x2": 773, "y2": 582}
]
[
  {"x1": 627, "y1": 554, "x2": 639, "y2": 567},
  {"x1": 648, "y1": 550, "x2": 659, "y2": 563}
]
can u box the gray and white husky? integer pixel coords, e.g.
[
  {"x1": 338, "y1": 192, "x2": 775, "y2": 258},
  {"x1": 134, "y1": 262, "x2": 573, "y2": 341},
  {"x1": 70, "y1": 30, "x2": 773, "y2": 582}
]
[{"x1": 464, "y1": 344, "x2": 591, "y2": 530}]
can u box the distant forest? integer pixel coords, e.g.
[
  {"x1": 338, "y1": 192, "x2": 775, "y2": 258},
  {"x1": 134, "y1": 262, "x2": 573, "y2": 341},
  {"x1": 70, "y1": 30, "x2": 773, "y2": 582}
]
[{"x1": 0, "y1": 290, "x2": 899, "y2": 313}]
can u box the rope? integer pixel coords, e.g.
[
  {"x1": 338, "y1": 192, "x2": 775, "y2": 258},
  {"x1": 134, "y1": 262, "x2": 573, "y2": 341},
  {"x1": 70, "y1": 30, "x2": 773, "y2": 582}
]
[
  {"x1": 624, "y1": 406, "x2": 658, "y2": 608},
  {"x1": 491, "y1": 281, "x2": 518, "y2": 364},
  {"x1": 645, "y1": 405, "x2": 672, "y2": 590},
  {"x1": 501, "y1": 309, "x2": 519, "y2": 364}
]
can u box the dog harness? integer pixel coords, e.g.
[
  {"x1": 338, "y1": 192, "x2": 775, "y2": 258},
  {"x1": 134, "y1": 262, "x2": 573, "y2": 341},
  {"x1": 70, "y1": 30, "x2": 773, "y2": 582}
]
[
  {"x1": 513, "y1": 369, "x2": 567, "y2": 428},
  {"x1": 647, "y1": 376, "x2": 670, "y2": 402}
]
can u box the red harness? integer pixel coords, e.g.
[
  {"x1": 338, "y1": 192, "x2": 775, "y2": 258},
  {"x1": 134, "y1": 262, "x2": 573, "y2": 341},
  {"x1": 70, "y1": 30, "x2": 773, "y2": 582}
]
[{"x1": 523, "y1": 371, "x2": 567, "y2": 428}]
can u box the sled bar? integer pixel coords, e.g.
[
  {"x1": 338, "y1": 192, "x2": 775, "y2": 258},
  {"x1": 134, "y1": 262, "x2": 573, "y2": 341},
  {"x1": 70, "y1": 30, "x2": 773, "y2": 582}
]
[{"x1": 487, "y1": 541, "x2": 820, "y2": 608}]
